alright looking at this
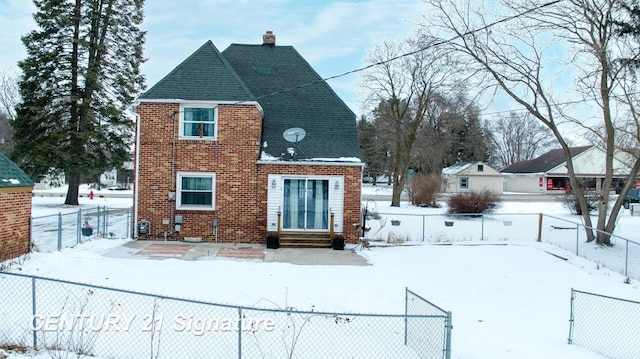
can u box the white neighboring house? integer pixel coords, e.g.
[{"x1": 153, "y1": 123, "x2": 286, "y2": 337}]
[
  {"x1": 441, "y1": 161, "x2": 503, "y2": 194},
  {"x1": 33, "y1": 162, "x2": 134, "y2": 190},
  {"x1": 500, "y1": 145, "x2": 632, "y2": 193}
]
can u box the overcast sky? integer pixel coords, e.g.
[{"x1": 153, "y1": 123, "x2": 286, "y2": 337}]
[{"x1": 0, "y1": 0, "x2": 425, "y2": 117}]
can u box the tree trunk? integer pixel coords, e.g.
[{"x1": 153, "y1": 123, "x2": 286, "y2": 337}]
[
  {"x1": 391, "y1": 175, "x2": 404, "y2": 207},
  {"x1": 65, "y1": 173, "x2": 81, "y2": 205}
]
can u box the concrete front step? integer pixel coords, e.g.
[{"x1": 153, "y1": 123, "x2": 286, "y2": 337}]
[
  {"x1": 279, "y1": 240, "x2": 332, "y2": 248},
  {"x1": 278, "y1": 232, "x2": 332, "y2": 248}
]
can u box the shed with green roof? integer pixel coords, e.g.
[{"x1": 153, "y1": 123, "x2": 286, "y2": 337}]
[{"x1": 0, "y1": 153, "x2": 33, "y2": 260}]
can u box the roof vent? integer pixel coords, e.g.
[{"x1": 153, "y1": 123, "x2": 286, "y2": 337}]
[{"x1": 263, "y1": 31, "x2": 276, "y2": 46}]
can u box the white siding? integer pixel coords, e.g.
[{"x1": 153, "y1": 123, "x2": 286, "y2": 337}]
[
  {"x1": 503, "y1": 173, "x2": 543, "y2": 193},
  {"x1": 329, "y1": 176, "x2": 344, "y2": 232},
  {"x1": 266, "y1": 174, "x2": 282, "y2": 232}
]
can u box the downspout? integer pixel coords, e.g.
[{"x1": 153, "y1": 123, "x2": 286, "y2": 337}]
[
  {"x1": 133, "y1": 101, "x2": 141, "y2": 240},
  {"x1": 170, "y1": 110, "x2": 178, "y2": 235}
]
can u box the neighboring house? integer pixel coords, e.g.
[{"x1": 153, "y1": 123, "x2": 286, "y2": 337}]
[
  {"x1": 441, "y1": 161, "x2": 503, "y2": 194},
  {"x1": 133, "y1": 32, "x2": 363, "y2": 245},
  {"x1": 501, "y1": 145, "x2": 631, "y2": 193},
  {"x1": 0, "y1": 153, "x2": 33, "y2": 261}
]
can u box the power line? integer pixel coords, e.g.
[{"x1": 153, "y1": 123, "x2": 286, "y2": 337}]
[
  {"x1": 482, "y1": 91, "x2": 640, "y2": 118},
  {"x1": 244, "y1": 0, "x2": 563, "y2": 104}
]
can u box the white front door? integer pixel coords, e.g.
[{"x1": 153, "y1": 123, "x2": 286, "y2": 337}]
[{"x1": 282, "y1": 178, "x2": 329, "y2": 230}]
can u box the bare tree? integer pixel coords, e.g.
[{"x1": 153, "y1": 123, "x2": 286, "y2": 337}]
[
  {"x1": 413, "y1": 90, "x2": 488, "y2": 174},
  {"x1": 485, "y1": 111, "x2": 556, "y2": 169},
  {"x1": 422, "y1": 0, "x2": 640, "y2": 243},
  {"x1": 360, "y1": 39, "x2": 459, "y2": 206},
  {"x1": 0, "y1": 69, "x2": 19, "y2": 121}
]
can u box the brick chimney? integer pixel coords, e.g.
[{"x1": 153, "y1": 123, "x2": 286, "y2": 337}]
[{"x1": 263, "y1": 31, "x2": 276, "y2": 46}]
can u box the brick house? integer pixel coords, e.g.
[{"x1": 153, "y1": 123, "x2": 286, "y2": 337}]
[
  {"x1": 0, "y1": 153, "x2": 33, "y2": 261},
  {"x1": 133, "y1": 32, "x2": 363, "y2": 246}
]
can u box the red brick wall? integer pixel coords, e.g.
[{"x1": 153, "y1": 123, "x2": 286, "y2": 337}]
[
  {"x1": 134, "y1": 102, "x2": 363, "y2": 243},
  {"x1": 134, "y1": 102, "x2": 263, "y2": 242},
  {"x1": 0, "y1": 188, "x2": 32, "y2": 260}
]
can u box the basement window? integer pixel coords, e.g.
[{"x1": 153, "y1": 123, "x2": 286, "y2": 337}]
[
  {"x1": 179, "y1": 105, "x2": 217, "y2": 139},
  {"x1": 176, "y1": 172, "x2": 216, "y2": 210}
]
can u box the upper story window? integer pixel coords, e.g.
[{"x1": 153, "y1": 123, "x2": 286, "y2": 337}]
[
  {"x1": 477, "y1": 164, "x2": 484, "y2": 172},
  {"x1": 180, "y1": 105, "x2": 217, "y2": 139}
]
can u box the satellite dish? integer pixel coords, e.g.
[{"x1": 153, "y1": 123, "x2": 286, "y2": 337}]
[{"x1": 283, "y1": 127, "x2": 306, "y2": 143}]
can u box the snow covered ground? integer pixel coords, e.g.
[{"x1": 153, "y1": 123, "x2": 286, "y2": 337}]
[{"x1": 2, "y1": 184, "x2": 640, "y2": 358}]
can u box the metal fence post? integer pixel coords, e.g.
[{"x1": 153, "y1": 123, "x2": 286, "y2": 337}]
[
  {"x1": 575, "y1": 225, "x2": 580, "y2": 256},
  {"x1": 32, "y1": 276, "x2": 37, "y2": 350},
  {"x1": 445, "y1": 311, "x2": 453, "y2": 359},
  {"x1": 77, "y1": 208, "x2": 82, "y2": 244},
  {"x1": 57, "y1": 212, "x2": 62, "y2": 251},
  {"x1": 97, "y1": 206, "x2": 101, "y2": 237},
  {"x1": 238, "y1": 307, "x2": 242, "y2": 359},
  {"x1": 404, "y1": 287, "x2": 408, "y2": 346},
  {"x1": 625, "y1": 241, "x2": 629, "y2": 278},
  {"x1": 567, "y1": 288, "x2": 575, "y2": 344},
  {"x1": 103, "y1": 206, "x2": 108, "y2": 237},
  {"x1": 537, "y1": 213, "x2": 543, "y2": 242}
]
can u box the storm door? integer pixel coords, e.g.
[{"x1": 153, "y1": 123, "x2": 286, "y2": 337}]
[{"x1": 282, "y1": 179, "x2": 329, "y2": 230}]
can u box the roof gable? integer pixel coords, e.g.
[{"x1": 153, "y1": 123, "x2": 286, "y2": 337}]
[
  {"x1": 140, "y1": 41, "x2": 254, "y2": 102},
  {"x1": 222, "y1": 44, "x2": 361, "y2": 161},
  {"x1": 0, "y1": 153, "x2": 33, "y2": 188},
  {"x1": 443, "y1": 161, "x2": 502, "y2": 176},
  {"x1": 500, "y1": 146, "x2": 592, "y2": 173}
]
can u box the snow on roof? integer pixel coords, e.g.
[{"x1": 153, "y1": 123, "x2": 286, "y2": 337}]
[
  {"x1": 1, "y1": 178, "x2": 21, "y2": 185},
  {"x1": 442, "y1": 162, "x2": 473, "y2": 175},
  {"x1": 259, "y1": 151, "x2": 362, "y2": 163}
]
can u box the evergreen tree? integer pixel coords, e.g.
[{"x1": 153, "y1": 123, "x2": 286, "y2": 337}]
[
  {"x1": 616, "y1": 1, "x2": 640, "y2": 68},
  {"x1": 13, "y1": 0, "x2": 145, "y2": 205}
]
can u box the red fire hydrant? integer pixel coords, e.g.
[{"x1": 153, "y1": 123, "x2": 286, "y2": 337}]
[{"x1": 89, "y1": 190, "x2": 94, "y2": 200}]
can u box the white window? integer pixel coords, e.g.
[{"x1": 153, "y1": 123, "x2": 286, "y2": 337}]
[
  {"x1": 460, "y1": 177, "x2": 469, "y2": 189},
  {"x1": 179, "y1": 105, "x2": 217, "y2": 139},
  {"x1": 177, "y1": 172, "x2": 216, "y2": 210}
]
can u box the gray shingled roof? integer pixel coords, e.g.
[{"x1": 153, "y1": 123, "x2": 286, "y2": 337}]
[
  {"x1": 139, "y1": 41, "x2": 254, "y2": 101},
  {"x1": 222, "y1": 44, "x2": 362, "y2": 161},
  {"x1": 0, "y1": 153, "x2": 33, "y2": 188},
  {"x1": 501, "y1": 146, "x2": 592, "y2": 173}
]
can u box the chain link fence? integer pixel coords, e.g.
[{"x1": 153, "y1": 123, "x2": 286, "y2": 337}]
[
  {"x1": 540, "y1": 214, "x2": 640, "y2": 280},
  {"x1": 568, "y1": 289, "x2": 640, "y2": 359},
  {"x1": 364, "y1": 212, "x2": 540, "y2": 244},
  {"x1": 0, "y1": 271, "x2": 452, "y2": 358},
  {"x1": 364, "y1": 210, "x2": 640, "y2": 280},
  {"x1": 30, "y1": 206, "x2": 132, "y2": 252}
]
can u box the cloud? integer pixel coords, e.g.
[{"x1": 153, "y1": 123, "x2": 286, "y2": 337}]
[{"x1": 0, "y1": 0, "x2": 425, "y2": 116}]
